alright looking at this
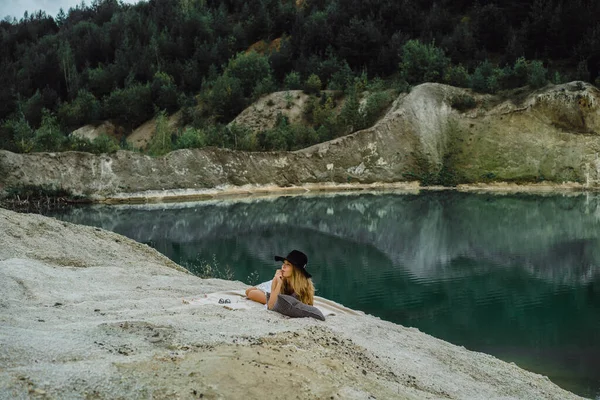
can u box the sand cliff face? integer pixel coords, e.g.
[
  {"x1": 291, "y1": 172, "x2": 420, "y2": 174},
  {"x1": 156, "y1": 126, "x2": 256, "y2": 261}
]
[
  {"x1": 2, "y1": 82, "x2": 600, "y2": 201},
  {"x1": 0, "y1": 208, "x2": 584, "y2": 399},
  {"x1": 447, "y1": 82, "x2": 600, "y2": 185}
]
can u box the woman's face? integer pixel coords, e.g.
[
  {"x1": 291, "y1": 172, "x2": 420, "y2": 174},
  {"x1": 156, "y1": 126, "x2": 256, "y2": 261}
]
[{"x1": 281, "y1": 260, "x2": 294, "y2": 278}]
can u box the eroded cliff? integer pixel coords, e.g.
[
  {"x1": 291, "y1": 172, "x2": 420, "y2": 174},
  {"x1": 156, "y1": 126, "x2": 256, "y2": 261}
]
[{"x1": 2, "y1": 82, "x2": 600, "y2": 201}]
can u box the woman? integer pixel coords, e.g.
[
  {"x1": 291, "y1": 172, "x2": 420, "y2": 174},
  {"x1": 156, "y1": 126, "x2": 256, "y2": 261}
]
[{"x1": 245, "y1": 250, "x2": 314, "y2": 309}]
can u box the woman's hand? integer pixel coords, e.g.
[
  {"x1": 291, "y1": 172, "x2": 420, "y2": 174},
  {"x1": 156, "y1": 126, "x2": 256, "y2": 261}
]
[{"x1": 274, "y1": 269, "x2": 283, "y2": 283}]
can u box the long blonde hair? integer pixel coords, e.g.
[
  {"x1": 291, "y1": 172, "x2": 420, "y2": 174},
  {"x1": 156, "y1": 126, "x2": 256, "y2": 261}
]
[{"x1": 282, "y1": 266, "x2": 314, "y2": 305}]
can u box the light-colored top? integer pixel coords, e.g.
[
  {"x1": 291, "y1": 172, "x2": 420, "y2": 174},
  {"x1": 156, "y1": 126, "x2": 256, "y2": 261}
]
[{"x1": 256, "y1": 279, "x2": 273, "y2": 294}]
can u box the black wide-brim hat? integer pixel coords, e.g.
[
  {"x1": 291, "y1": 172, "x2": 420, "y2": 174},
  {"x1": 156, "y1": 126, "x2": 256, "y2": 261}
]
[{"x1": 274, "y1": 249, "x2": 311, "y2": 278}]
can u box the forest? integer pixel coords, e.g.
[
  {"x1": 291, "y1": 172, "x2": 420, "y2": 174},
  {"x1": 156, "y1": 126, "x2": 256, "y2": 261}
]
[{"x1": 1, "y1": 0, "x2": 599, "y2": 154}]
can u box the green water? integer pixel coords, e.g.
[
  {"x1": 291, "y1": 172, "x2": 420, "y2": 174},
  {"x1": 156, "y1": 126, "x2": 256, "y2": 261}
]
[{"x1": 48, "y1": 191, "x2": 600, "y2": 399}]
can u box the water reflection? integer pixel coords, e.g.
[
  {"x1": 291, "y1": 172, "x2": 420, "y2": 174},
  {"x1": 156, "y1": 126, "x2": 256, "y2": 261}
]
[
  {"x1": 48, "y1": 191, "x2": 600, "y2": 398},
  {"x1": 52, "y1": 192, "x2": 600, "y2": 284}
]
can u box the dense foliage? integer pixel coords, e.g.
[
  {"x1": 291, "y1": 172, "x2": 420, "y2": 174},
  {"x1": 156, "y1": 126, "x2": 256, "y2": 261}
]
[{"x1": 1, "y1": 0, "x2": 599, "y2": 154}]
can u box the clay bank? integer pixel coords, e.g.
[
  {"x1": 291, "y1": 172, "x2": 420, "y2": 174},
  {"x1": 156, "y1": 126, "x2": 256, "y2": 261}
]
[
  {"x1": 2, "y1": 82, "x2": 600, "y2": 203},
  {"x1": 0, "y1": 207, "x2": 586, "y2": 399}
]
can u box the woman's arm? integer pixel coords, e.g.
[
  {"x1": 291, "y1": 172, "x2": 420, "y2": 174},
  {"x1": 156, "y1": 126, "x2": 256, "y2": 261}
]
[
  {"x1": 267, "y1": 269, "x2": 283, "y2": 310},
  {"x1": 245, "y1": 288, "x2": 267, "y2": 304}
]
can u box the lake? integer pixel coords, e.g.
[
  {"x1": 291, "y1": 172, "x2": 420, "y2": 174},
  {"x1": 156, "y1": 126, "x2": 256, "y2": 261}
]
[{"x1": 48, "y1": 191, "x2": 600, "y2": 399}]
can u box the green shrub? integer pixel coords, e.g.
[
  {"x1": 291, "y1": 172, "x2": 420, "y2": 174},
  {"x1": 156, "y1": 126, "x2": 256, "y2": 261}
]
[
  {"x1": 175, "y1": 127, "x2": 206, "y2": 149},
  {"x1": 394, "y1": 77, "x2": 411, "y2": 93},
  {"x1": 486, "y1": 73, "x2": 500, "y2": 94},
  {"x1": 450, "y1": 94, "x2": 477, "y2": 111},
  {"x1": 225, "y1": 51, "x2": 273, "y2": 98},
  {"x1": 303, "y1": 96, "x2": 316, "y2": 122},
  {"x1": 311, "y1": 52, "x2": 350, "y2": 89},
  {"x1": 553, "y1": 71, "x2": 564, "y2": 85},
  {"x1": 258, "y1": 114, "x2": 318, "y2": 151},
  {"x1": 261, "y1": 122, "x2": 290, "y2": 151},
  {"x1": 103, "y1": 83, "x2": 153, "y2": 128},
  {"x1": 58, "y1": 89, "x2": 101, "y2": 128},
  {"x1": 119, "y1": 137, "x2": 137, "y2": 152},
  {"x1": 469, "y1": 66, "x2": 487, "y2": 93},
  {"x1": 283, "y1": 71, "x2": 302, "y2": 90},
  {"x1": 91, "y1": 133, "x2": 119, "y2": 154},
  {"x1": 67, "y1": 135, "x2": 94, "y2": 152},
  {"x1": 180, "y1": 99, "x2": 204, "y2": 127},
  {"x1": 361, "y1": 91, "x2": 393, "y2": 127},
  {"x1": 0, "y1": 120, "x2": 18, "y2": 152},
  {"x1": 151, "y1": 71, "x2": 179, "y2": 113},
  {"x1": 527, "y1": 60, "x2": 547, "y2": 88},
  {"x1": 367, "y1": 77, "x2": 386, "y2": 92},
  {"x1": 444, "y1": 64, "x2": 470, "y2": 88},
  {"x1": 33, "y1": 110, "x2": 66, "y2": 152},
  {"x1": 87, "y1": 65, "x2": 117, "y2": 98},
  {"x1": 470, "y1": 60, "x2": 502, "y2": 93},
  {"x1": 512, "y1": 57, "x2": 528, "y2": 87},
  {"x1": 312, "y1": 95, "x2": 339, "y2": 135},
  {"x1": 203, "y1": 123, "x2": 255, "y2": 150},
  {"x1": 304, "y1": 74, "x2": 322, "y2": 95},
  {"x1": 251, "y1": 76, "x2": 277, "y2": 100},
  {"x1": 498, "y1": 57, "x2": 548, "y2": 90},
  {"x1": 3, "y1": 114, "x2": 35, "y2": 153},
  {"x1": 288, "y1": 124, "x2": 319, "y2": 150},
  {"x1": 226, "y1": 123, "x2": 256, "y2": 151},
  {"x1": 316, "y1": 125, "x2": 331, "y2": 142},
  {"x1": 399, "y1": 39, "x2": 449, "y2": 84},
  {"x1": 338, "y1": 88, "x2": 362, "y2": 133},
  {"x1": 148, "y1": 111, "x2": 172, "y2": 156},
  {"x1": 327, "y1": 62, "x2": 354, "y2": 90},
  {"x1": 204, "y1": 124, "x2": 225, "y2": 147},
  {"x1": 201, "y1": 74, "x2": 245, "y2": 122},
  {"x1": 20, "y1": 90, "x2": 45, "y2": 128},
  {"x1": 350, "y1": 71, "x2": 369, "y2": 93}
]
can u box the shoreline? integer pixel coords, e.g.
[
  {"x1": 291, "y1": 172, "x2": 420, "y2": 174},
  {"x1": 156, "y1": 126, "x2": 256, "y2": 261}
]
[
  {"x1": 94, "y1": 181, "x2": 600, "y2": 205},
  {"x1": 2, "y1": 181, "x2": 597, "y2": 213}
]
